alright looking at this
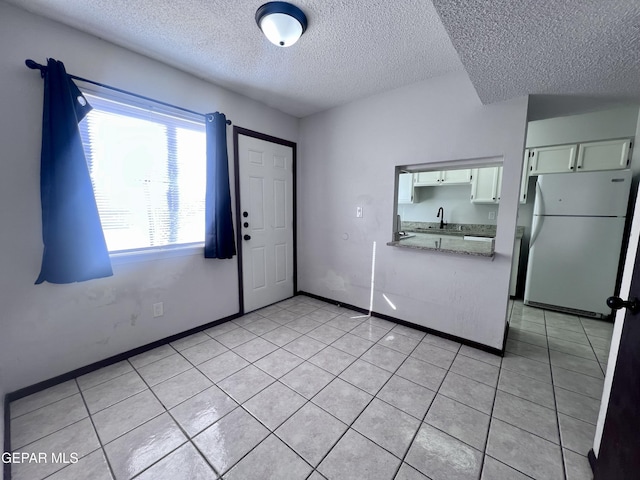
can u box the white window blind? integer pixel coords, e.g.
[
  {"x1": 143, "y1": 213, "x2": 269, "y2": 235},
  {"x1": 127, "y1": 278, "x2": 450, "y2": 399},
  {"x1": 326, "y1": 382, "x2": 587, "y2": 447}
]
[{"x1": 79, "y1": 93, "x2": 206, "y2": 253}]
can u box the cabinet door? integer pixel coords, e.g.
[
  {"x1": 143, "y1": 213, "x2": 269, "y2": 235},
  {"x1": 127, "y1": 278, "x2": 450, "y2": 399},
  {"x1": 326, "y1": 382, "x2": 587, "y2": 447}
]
[
  {"x1": 440, "y1": 169, "x2": 472, "y2": 185},
  {"x1": 414, "y1": 171, "x2": 441, "y2": 186},
  {"x1": 471, "y1": 166, "x2": 500, "y2": 204},
  {"x1": 576, "y1": 139, "x2": 631, "y2": 172},
  {"x1": 397, "y1": 173, "x2": 415, "y2": 204},
  {"x1": 529, "y1": 144, "x2": 576, "y2": 174},
  {"x1": 520, "y1": 150, "x2": 530, "y2": 204}
]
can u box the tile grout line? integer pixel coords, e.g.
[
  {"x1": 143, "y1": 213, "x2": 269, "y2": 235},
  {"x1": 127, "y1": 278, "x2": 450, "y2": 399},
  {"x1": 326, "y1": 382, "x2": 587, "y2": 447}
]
[
  {"x1": 275, "y1": 319, "x2": 410, "y2": 469},
  {"x1": 29, "y1": 308, "x2": 465, "y2": 479},
  {"x1": 504, "y1": 341, "x2": 605, "y2": 381},
  {"x1": 234, "y1": 305, "x2": 506, "y2": 478},
  {"x1": 543, "y1": 310, "x2": 569, "y2": 480},
  {"x1": 177, "y1": 305, "x2": 372, "y2": 477},
  {"x1": 164, "y1": 303, "x2": 354, "y2": 477},
  {"x1": 127, "y1": 335, "x2": 286, "y2": 479},
  {"x1": 498, "y1": 303, "x2": 570, "y2": 478},
  {"x1": 13, "y1": 297, "x2": 535, "y2": 480},
  {"x1": 123, "y1": 355, "x2": 226, "y2": 479},
  {"x1": 72, "y1": 377, "x2": 118, "y2": 480},
  {"x1": 578, "y1": 316, "x2": 610, "y2": 378},
  {"x1": 9, "y1": 385, "x2": 81, "y2": 422},
  {"x1": 307, "y1": 321, "x2": 431, "y2": 478},
  {"x1": 389, "y1": 340, "x2": 462, "y2": 479},
  {"x1": 476, "y1": 346, "x2": 504, "y2": 479},
  {"x1": 9, "y1": 298, "x2": 314, "y2": 480}
]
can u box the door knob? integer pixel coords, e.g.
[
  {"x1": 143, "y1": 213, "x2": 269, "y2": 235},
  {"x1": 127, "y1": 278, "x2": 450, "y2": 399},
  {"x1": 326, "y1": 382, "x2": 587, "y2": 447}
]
[
  {"x1": 243, "y1": 234, "x2": 251, "y2": 241},
  {"x1": 243, "y1": 212, "x2": 248, "y2": 218},
  {"x1": 607, "y1": 296, "x2": 640, "y2": 314}
]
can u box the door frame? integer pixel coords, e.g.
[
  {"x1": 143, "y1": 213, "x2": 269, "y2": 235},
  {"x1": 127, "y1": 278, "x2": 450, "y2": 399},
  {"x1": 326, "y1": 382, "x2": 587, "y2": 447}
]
[
  {"x1": 232, "y1": 126, "x2": 297, "y2": 315},
  {"x1": 589, "y1": 184, "x2": 640, "y2": 475}
]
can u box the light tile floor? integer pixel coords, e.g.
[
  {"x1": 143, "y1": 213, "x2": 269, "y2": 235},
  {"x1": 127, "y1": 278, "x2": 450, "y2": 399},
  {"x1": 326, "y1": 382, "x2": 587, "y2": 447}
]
[{"x1": 9, "y1": 297, "x2": 611, "y2": 479}]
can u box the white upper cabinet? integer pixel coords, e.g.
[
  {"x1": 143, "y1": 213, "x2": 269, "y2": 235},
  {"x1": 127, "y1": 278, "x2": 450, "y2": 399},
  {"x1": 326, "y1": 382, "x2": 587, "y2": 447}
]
[
  {"x1": 529, "y1": 144, "x2": 577, "y2": 175},
  {"x1": 441, "y1": 169, "x2": 472, "y2": 185},
  {"x1": 471, "y1": 166, "x2": 502, "y2": 204},
  {"x1": 414, "y1": 171, "x2": 441, "y2": 186},
  {"x1": 576, "y1": 139, "x2": 631, "y2": 172},
  {"x1": 414, "y1": 169, "x2": 471, "y2": 186},
  {"x1": 398, "y1": 173, "x2": 415, "y2": 204}
]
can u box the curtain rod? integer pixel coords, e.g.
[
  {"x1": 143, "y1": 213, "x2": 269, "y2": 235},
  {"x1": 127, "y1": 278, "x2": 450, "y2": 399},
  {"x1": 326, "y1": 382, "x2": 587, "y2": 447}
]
[{"x1": 25, "y1": 59, "x2": 232, "y2": 125}]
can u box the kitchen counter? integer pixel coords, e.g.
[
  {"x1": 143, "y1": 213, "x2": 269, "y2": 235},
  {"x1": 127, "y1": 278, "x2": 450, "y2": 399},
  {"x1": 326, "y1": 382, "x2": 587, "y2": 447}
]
[
  {"x1": 401, "y1": 222, "x2": 525, "y2": 239},
  {"x1": 387, "y1": 222, "x2": 524, "y2": 256},
  {"x1": 387, "y1": 232, "x2": 495, "y2": 257}
]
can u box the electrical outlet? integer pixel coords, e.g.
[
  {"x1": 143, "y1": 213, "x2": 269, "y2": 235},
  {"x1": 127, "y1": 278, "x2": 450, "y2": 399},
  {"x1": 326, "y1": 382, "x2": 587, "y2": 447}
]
[
  {"x1": 488, "y1": 211, "x2": 496, "y2": 220},
  {"x1": 356, "y1": 206, "x2": 363, "y2": 218},
  {"x1": 153, "y1": 302, "x2": 164, "y2": 318}
]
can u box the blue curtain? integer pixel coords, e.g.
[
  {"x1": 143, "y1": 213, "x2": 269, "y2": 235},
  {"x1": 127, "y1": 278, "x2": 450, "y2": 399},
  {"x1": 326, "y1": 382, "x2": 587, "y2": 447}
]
[
  {"x1": 204, "y1": 112, "x2": 236, "y2": 259},
  {"x1": 35, "y1": 59, "x2": 112, "y2": 284}
]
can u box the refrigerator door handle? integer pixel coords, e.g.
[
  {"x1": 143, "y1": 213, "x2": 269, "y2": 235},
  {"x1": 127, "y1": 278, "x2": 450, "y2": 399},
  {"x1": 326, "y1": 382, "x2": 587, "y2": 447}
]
[
  {"x1": 535, "y1": 180, "x2": 545, "y2": 216},
  {"x1": 530, "y1": 215, "x2": 544, "y2": 247},
  {"x1": 530, "y1": 182, "x2": 545, "y2": 247}
]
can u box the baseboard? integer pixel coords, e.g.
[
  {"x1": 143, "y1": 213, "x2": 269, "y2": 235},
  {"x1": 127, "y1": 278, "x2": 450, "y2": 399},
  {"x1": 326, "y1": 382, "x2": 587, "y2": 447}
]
[
  {"x1": 588, "y1": 448, "x2": 597, "y2": 473},
  {"x1": 297, "y1": 291, "x2": 504, "y2": 356},
  {"x1": 3, "y1": 309, "x2": 242, "y2": 475}
]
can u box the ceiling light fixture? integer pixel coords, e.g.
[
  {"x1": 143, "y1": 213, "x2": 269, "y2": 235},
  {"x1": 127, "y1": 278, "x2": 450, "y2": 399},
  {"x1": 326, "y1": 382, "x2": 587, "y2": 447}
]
[{"x1": 255, "y1": 2, "x2": 308, "y2": 47}]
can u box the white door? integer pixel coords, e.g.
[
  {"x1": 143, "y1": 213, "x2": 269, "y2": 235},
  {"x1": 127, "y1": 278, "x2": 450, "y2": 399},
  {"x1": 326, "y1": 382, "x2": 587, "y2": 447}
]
[{"x1": 238, "y1": 134, "x2": 294, "y2": 312}]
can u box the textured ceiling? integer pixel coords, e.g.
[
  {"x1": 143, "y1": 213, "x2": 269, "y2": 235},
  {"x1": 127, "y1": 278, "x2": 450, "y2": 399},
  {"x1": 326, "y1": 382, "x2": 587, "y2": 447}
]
[
  {"x1": 9, "y1": 0, "x2": 464, "y2": 117},
  {"x1": 10, "y1": 0, "x2": 640, "y2": 117},
  {"x1": 432, "y1": 0, "x2": 640, "y2": 106}
]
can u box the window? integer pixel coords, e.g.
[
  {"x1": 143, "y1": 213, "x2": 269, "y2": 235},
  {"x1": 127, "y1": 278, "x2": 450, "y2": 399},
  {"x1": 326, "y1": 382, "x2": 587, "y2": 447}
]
[{"x1": 79, "y1": 92, "x2": 206, "y2": 253}]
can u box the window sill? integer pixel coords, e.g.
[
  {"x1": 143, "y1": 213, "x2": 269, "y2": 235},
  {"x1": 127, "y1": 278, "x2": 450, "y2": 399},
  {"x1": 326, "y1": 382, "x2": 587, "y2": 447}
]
[{"x1": 110, "y1": 243, "x2": 205, "y2": 265}]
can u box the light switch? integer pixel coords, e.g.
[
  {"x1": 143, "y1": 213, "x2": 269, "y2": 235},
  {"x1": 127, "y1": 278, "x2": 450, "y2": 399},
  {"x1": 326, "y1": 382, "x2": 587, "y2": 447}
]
[{"x1": 356, "y1": 206, "x2": 363, "y2": 218}]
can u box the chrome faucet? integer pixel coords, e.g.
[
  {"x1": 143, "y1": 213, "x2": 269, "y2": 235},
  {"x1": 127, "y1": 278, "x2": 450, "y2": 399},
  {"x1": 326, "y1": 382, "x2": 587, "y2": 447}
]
[{"x1": 437, "y1": 207, "x2": 445, "y2": 229}]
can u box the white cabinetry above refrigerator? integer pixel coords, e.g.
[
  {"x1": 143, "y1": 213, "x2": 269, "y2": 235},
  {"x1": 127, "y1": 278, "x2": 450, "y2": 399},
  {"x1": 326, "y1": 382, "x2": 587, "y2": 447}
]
[
  {"x1": 529, "y1": 144, "x2": 577, "y2": 175},
  {"x1": 527, "y1": 138, "x2": 632, "y2": 176},
  {"x1": 576, "y1": 139, "x2": 632, "y2": 172}
]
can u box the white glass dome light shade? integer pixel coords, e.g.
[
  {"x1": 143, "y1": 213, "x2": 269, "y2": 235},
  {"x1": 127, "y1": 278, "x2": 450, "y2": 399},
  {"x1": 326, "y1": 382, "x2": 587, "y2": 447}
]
[
  {"x1": 260, "y1": 12, "x2": 302, "y2": 47},
  {"x1": 256, "y1": 2, "x2": 308, "y2": 48}
]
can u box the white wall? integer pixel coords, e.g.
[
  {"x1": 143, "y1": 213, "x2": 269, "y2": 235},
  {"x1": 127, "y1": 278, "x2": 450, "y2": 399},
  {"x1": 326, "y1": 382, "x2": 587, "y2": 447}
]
[
  {"x1": 0, "y1": 1, "x2": 298, "y2": 398},
  {"x1": 399, "y1": 184, "x2": 499, "y2": 226},
  {"x1": 298, "y1": 74, "x2": 528, "y2": 349}
]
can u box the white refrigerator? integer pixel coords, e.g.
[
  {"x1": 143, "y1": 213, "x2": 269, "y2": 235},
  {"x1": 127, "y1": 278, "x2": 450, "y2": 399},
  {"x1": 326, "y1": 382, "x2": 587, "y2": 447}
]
[{"x1": 524, "y1": 169, "x2": 632, "y2": 318}]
